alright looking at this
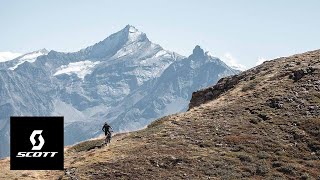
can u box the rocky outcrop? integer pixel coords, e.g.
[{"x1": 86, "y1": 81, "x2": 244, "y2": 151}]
[
  {"x1": 189, "y1": 74, "x2": 244, "y2": 110},
  {"x1": 289, "y1": 67, "x2": 316, "y2": 81},
  {"x1": 188, "y1": 75, "x2": 242, "y2": 109}
]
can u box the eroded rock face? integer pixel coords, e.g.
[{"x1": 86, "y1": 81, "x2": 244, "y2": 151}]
[{"x1": 188, "y1": 74, "x2": 243, "y2": 110}]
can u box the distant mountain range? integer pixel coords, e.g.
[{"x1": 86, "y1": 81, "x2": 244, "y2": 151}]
[{"x1": 0, "y1": 25, "x2": 239, "y2": 157}]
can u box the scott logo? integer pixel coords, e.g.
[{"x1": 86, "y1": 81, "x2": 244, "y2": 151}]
[
  {"x1": 16, "y1": 130, "x2": 58, "y2": 158},
  {"x1": 30, "y1": 130, "x2": 45, "y2": 150},
  {"x1": 11, "y1": 116, "x2": 64, "y2": 170}
]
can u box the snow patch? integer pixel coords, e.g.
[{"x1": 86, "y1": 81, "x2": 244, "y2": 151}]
[
  {"x1": 54, "y1": 60, "x2": 100, "y2": 79},
  {"x1": 154, "y1": 50, "x2": 169, "y2": 58},
  {"x1": 205, "y1": 51, "x2": 213, "y2": 57},
  {"x1": 127, "y1": 26, "x2": 143, "y2": 41},
  {"x1": 9, "y1": 50, "x2": 48, "y2": 70},
  {"x1": 20, "y1": 51, "x2": 44, "y2": 61}
]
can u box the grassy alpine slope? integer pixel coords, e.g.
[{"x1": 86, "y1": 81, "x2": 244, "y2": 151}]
[{"x1": 0, "y1": 49, "x2": 319, "y2": 179}]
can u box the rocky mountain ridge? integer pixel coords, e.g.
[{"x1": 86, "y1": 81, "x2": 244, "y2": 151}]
[{"x1": 1, "y1": 49, "x2": 318, "y2": 179}]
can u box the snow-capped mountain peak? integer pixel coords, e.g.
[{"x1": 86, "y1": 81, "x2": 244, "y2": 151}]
[
  {"x1": 9, "y1": 49, "x2": 49, "y2": 70},
  {"x1": 19, "y1": 49, "x2": 48, "y2": 60},
  {"x1": 123, "y1": 25, "x2": 147, "y2": 43},
  {"x1": 80, "y1": 25, "x2": 149, "y2": 59}
]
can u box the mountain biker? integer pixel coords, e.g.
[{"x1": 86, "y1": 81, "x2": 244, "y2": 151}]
[{"x1": 102, "y1": 122, "x2": 113, "y2": 145}]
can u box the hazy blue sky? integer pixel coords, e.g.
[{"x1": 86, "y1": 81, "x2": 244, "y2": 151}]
[{"x1": 1, "y1": 0, "x2": 320, "y2": 68}]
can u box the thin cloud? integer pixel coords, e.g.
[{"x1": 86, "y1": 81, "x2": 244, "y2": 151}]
[
  {"x1": 222, "y1": 53, "x2": 247, "y2": 71},
  {"x1": 256, "y1": 57, "x2": 267, "y2": 65},
  {"x1": 0, "y1": 52, "x2": 22, "y2": 62}
]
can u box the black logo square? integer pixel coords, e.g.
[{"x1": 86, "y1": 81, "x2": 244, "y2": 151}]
[{"x1": 10, "y1": 116, "x2": 64, "y2": 170}]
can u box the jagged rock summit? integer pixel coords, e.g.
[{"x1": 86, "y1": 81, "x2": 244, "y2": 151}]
[{"x1": 193, "y1": 45, "x2": 204, "y2": 56}]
